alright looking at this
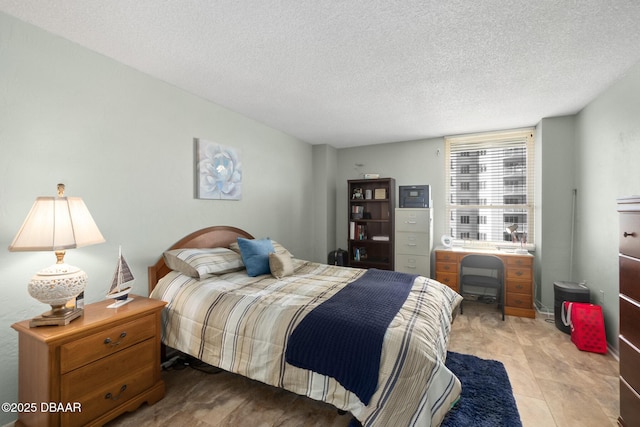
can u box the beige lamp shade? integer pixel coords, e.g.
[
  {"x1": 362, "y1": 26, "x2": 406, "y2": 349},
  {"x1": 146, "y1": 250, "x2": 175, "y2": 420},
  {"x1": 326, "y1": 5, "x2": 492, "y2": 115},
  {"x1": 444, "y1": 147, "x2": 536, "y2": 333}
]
[
  {"x1": 9, "y1": 184, "x2": 105, "y2": 327},
  {"x1": 9, "y1": 196, "x2": 105, "y2": 251}
]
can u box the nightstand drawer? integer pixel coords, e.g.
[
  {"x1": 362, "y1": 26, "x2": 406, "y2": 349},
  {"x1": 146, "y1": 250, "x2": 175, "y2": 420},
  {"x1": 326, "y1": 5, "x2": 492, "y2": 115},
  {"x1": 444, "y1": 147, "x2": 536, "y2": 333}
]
[
  {"x1": 61, "y1": 313, "x2": 156, "y2": 373},
  {"x1": 61, "y1": 340, "x2": 155, "y2": 427},
  {"x1": 62, "y1": 338, "x2": 155, "y2": 400}
]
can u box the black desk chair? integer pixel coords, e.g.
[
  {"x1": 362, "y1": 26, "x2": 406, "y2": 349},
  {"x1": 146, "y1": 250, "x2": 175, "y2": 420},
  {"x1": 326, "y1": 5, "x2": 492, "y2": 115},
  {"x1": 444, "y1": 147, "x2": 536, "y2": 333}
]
[{"x1": 459, "y1": 254, "x2": 505, "y2": 320}]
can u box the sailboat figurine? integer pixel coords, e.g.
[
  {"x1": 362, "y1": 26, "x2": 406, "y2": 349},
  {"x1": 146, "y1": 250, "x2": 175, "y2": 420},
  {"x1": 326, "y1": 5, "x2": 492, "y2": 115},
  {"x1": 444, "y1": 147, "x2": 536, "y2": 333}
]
[{"x1": 106, "y1": 246, "x2": 134, "y2": 308}]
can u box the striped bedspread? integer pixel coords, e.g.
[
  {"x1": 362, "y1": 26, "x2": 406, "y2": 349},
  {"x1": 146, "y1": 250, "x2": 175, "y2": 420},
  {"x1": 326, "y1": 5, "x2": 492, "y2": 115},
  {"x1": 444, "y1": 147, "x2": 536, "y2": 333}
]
[{"x1": 150, "y1": 259, "x2": 462, "y2": 426}]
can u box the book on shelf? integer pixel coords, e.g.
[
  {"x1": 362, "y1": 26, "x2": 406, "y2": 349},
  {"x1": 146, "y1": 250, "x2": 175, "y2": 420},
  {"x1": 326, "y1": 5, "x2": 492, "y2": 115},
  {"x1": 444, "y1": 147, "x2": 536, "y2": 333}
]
[
  {"x1": 371, "y1": 235, "x2": 389, "y2": 241},
  {"x1": 350, "y1": 222, "x2": 368, "y2": 240}
]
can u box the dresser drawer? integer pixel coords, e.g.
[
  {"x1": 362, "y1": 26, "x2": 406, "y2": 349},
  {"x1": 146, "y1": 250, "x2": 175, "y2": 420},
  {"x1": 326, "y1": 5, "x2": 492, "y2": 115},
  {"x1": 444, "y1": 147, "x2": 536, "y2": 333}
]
[
  {"x1": 620, "y1": 255, "x2": 640, "y2": 303},
  {"x1": 506, "y1": 292, "x2": 532, "y2": 309},
  {"x1": 396, "y1": 232, "x2": 430, "y2": 255},
  {"x1": 620, "y1": 296, "x2": 640, "y2": 347},
  {"x1": 61, "y1": 314, "x2": 156, "y2": 373},
  {"x1": 507, "y1": 280, "x2": 532, "y2": 296},
  {"x1": 620, "y1": 212, "x2": 640, "y2": 259},
  {"x1": 620, "y1": 377, "x2": 640, "y2": 427},
  {"x1": 620, "y1": 337, "x2": 640, "y2": 396},
  {"x1": 395, "y1": 209, "x2": 430, "y2": 232}
]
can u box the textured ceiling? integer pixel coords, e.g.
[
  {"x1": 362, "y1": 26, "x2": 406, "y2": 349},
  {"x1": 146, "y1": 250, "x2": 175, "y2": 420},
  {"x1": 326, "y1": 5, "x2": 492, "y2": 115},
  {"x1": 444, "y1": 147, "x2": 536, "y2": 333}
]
[{"x1": 2, "y1": 1, "x2": 640, "y2": 148}]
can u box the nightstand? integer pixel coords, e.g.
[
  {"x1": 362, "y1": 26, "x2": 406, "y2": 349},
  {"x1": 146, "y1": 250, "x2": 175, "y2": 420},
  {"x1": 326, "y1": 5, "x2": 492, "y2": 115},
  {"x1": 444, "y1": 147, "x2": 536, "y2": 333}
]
[{"x1": 11, "y1": 295, "x2": 166, "y2": 427}]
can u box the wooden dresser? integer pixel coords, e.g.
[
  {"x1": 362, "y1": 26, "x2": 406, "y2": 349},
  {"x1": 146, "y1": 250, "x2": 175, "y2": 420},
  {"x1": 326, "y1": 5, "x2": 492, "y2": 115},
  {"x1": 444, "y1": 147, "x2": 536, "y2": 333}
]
[
  {"x1": 435, "y1": 248, "x2": 535, "y2": 318},
  {"x1": 11, "y1": 296, "x2": 166, "y2": 427},
  {"x1": 617, "y1": 197, "x2": 640, "y2": 427}
]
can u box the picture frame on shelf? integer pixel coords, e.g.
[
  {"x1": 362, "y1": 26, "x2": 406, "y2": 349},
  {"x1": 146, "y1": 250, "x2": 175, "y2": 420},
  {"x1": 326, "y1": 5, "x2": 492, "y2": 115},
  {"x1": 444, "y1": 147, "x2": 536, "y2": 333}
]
[{"x1": 374, "y1": 188, "x2": 386, "y2": 199}]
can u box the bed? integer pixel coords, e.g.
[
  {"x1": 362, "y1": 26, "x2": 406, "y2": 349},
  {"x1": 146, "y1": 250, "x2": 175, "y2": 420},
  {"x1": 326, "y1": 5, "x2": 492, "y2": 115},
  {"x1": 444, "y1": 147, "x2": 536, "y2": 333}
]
[{"x1": 148, "y1": 226, "x2": 463, "y2": 426}]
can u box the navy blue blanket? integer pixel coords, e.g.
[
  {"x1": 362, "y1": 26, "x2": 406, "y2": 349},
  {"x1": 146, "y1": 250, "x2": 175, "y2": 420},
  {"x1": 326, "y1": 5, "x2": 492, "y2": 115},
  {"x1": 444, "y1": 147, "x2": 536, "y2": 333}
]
[{"x1": 285, "y1": 269, "x2": 418, "y2": 405}]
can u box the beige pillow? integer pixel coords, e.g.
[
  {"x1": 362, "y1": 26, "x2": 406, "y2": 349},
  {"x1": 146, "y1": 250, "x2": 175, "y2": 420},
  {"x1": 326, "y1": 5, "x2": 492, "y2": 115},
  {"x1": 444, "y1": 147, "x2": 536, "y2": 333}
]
[
  {"x1": 269, "y1": 252, "x2": 294, "y2": 279},
  {"x1": 163, "y1": 248, "x2": 245, "y2": 278}
]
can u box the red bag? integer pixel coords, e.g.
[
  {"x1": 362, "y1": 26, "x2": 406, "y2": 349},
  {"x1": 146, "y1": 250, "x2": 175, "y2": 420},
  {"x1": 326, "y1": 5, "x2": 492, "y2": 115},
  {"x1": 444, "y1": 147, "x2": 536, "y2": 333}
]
[{"x1": 562, "y1": 301, "x2": 607, "y2": 354}]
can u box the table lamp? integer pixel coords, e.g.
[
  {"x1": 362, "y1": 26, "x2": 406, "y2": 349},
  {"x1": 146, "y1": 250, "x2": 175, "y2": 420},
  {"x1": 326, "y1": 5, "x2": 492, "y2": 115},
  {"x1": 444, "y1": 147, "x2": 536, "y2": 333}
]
[
  {"x1": 9, "y1": 184, "x2": 105, "y2": 327},
  {"x1": 506, "y1": 224, "x2": 528, "y2": 254}
]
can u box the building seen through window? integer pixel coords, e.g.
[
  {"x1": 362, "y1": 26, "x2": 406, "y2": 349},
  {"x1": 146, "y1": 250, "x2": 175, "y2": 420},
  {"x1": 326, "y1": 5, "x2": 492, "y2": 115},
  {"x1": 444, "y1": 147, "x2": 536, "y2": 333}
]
[{"x1": 445, "y1": 129, "x2": 535, "y2": 245}]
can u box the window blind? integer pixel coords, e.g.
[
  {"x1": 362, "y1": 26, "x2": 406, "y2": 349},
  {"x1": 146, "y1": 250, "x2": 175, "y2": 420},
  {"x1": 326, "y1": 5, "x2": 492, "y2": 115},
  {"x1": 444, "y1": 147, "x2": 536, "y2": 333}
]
[{"x1": 445, "y1": 129, "x2": 535, "y2": 246}]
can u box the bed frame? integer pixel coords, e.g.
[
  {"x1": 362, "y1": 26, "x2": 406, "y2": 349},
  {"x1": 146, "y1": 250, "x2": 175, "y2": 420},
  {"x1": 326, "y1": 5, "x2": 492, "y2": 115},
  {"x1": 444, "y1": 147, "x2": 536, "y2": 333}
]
[{"x1": 147, "y1": 225, "x2": 254, "y2": 294}]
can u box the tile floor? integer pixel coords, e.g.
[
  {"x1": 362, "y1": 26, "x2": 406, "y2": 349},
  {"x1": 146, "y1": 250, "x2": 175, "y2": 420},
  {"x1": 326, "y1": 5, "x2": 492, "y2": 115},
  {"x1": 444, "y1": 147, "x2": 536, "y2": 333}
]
[
  {"x1": 105, "y1": 302, "x2": 620, "y2": 426},
  {"x1": 448, "y1": 301, "x2": 619, "y2": 427}
]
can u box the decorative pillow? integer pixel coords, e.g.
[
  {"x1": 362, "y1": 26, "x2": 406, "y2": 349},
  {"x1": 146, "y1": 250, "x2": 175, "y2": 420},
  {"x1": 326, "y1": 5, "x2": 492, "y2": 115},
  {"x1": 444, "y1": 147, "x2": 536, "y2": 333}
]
[
  {"x1": 269, "y1": 252, "x2": 294, "y2": 279},
  {"x1": 163, "y1": 248, "x2": 244, "y2": 279},
  {"x1": 236, "y1": 237, "x2": 275, "y2": 277},
  {"x1": 230, "y1": 239, "x2": 293, "y2": 258}
]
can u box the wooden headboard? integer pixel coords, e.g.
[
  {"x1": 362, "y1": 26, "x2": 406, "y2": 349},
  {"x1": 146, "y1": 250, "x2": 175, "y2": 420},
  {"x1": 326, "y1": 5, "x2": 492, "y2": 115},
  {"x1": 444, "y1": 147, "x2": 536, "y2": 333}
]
[{"x1": 147, "y1": 226, "x2": 254, "y2": 293}]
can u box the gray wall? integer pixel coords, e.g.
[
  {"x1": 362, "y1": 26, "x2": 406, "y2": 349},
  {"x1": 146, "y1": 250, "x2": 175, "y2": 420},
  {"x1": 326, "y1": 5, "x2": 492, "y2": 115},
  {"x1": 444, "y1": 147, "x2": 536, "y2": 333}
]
[
  {"x1": 336, "y1": 137, "x2": 446, "y2": 251},
  {"x1": 0, "y1": 13, "x2": 317, "y2": 425},
  {"x1": 534, "y1": 116, "x2": 576, "y2": 311},
  {"x1": 312, "y1": 144, "x2": 338, "y2": 262},
  {"x1": 572, "y1": 61, "x2": 640, "y2": 347}
]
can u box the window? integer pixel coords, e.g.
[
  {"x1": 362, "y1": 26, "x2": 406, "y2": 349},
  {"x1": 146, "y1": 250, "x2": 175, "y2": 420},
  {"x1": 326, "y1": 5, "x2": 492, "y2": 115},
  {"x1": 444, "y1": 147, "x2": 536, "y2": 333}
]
[{"x1": 445, "y1": 129, "x2": 535, "y2": 246}]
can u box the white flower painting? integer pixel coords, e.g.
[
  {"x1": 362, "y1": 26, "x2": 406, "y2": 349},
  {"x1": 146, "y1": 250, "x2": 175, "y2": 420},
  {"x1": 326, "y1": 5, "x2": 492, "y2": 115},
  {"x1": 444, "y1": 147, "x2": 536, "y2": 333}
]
[{"x1": 196, "y1": 138, "x2": 242, "y2": 200}]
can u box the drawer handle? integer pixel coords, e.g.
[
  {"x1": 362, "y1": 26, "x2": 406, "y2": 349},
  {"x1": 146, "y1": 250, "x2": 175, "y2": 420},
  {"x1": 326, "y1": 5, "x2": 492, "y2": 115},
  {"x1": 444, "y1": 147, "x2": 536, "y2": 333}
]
[
  {"x1": 405, "y1": 221, "x2": 417, "y2": 224},
  {"x1": 407, "y1": 243, "x2": 417, "y2": 246},
  {"x1": 515, "y1": 271, "x2": 523, "y2": 276},
  {"x1": 104, "y1": 332, "x2": 127, "y2": 346},
  {"x1": 105, "y1": 384, "x2": 127, "y2": 401},
  {"x1": 516, "y1": 284, "x2": 524, "y2": 290},
  {"x1": 624, "y1": 231, "x2": 636, "y2": 237}
]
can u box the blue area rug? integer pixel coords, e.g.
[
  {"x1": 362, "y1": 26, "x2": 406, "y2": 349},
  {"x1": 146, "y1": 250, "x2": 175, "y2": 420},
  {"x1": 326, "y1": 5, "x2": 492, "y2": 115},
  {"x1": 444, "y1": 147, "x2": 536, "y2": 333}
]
[{"x1": 441, "y1": 351, "x2": 522, "y2": 427}]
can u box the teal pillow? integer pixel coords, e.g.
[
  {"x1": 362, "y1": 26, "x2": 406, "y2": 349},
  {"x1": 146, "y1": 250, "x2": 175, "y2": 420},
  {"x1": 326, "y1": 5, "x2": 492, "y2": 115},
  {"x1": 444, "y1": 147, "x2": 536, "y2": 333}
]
[{"x1": 236, "y1": 237, "x2": 275, "y2": 277}]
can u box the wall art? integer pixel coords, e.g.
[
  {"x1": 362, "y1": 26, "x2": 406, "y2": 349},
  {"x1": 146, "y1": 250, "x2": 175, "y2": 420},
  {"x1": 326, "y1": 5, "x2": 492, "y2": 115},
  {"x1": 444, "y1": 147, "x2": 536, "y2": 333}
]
[{"x1": 195, "y1": 138, "x2": 242, "y2": 200}]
